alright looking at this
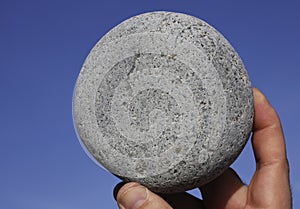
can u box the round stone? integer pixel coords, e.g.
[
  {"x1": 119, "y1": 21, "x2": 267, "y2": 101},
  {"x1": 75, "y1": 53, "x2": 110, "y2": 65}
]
[{"x1": 73, "y1": 11, "x2": 254, "y2": 193}]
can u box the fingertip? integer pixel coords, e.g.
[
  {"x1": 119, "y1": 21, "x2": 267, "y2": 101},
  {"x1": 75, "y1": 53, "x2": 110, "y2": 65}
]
[
  {"x1": 115, "y1": 182, "x2": 150, "y2": 209},
  {"x1": 252, "y1": 88, "x2": 279, "y2": 131},
  {"x1": 113, "y1": 182, "x2": 127, "y2": 200},
  {"x1": 115, "y1": 182, "x2": 140, "y2": 200},
  {"x1": 114, "y1": 182, "x2": 174, "y2": 209},
  {"x1": 252, "y1": 87, "x2": 269, "y2": 106}
]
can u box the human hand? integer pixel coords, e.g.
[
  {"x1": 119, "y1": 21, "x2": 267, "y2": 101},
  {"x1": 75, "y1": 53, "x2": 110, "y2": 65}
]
[{"x1": 114, "y1": 88, "x2": 292, "y2": 209}]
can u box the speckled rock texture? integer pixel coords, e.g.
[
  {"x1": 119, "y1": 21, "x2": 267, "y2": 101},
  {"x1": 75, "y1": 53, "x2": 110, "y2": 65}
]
[{"x1": 73, "y1": 11, "x2": 254, "y2": 193}]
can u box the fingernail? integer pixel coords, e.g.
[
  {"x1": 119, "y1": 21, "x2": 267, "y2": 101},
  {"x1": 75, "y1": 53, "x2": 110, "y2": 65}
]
[
  {"x1": 253, "y1": 88, "x2": 268, "y2": 104},
  {"x1": 118, "y1": 184, "x2": 148, "y2": 209}
]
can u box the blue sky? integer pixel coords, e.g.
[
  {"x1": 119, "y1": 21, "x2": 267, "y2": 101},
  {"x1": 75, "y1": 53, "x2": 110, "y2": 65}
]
[{"x1": 1, "y1": 0, "x2": 299, "y2": 208}]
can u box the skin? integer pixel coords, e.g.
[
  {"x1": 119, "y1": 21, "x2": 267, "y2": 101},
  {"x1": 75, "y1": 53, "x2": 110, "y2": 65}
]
[{"x1": 115, "y1": 88, "x2": 292, "y2": 209}]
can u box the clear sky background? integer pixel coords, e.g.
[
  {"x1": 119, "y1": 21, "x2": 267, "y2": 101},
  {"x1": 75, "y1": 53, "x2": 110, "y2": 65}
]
[{"x1": 1, "y1": 0, "x2": 299, "y2": 208}]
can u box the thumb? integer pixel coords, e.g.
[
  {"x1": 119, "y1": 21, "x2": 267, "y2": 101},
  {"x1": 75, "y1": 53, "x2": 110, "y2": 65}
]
[{"x1": 115, "y1": 182, "x2": 172, "y2": 209}]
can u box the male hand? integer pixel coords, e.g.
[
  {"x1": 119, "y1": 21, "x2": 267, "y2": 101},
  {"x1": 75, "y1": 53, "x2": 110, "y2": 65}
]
[{"x1": 114, "y1": 88, "x2": 292, "y2": 209}]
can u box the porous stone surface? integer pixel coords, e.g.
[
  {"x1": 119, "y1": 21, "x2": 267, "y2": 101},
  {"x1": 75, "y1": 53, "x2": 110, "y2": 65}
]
[{"x1": 73, "y1": 11, "x2": 254, "y2": 193}]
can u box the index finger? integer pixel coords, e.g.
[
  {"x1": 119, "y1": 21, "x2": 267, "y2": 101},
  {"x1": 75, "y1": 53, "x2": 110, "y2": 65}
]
[
  {"x1": 252, "y1": 88, "x2": 287, "y2": 168},
  {"x1": 248, "y1": 88, "x2": 291, "y2": 208}
]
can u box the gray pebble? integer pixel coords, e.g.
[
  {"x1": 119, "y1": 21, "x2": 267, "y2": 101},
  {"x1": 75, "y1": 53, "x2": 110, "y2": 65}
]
[{"x1": 73, "y1": 11, "x2": 253, "y2": 193}]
